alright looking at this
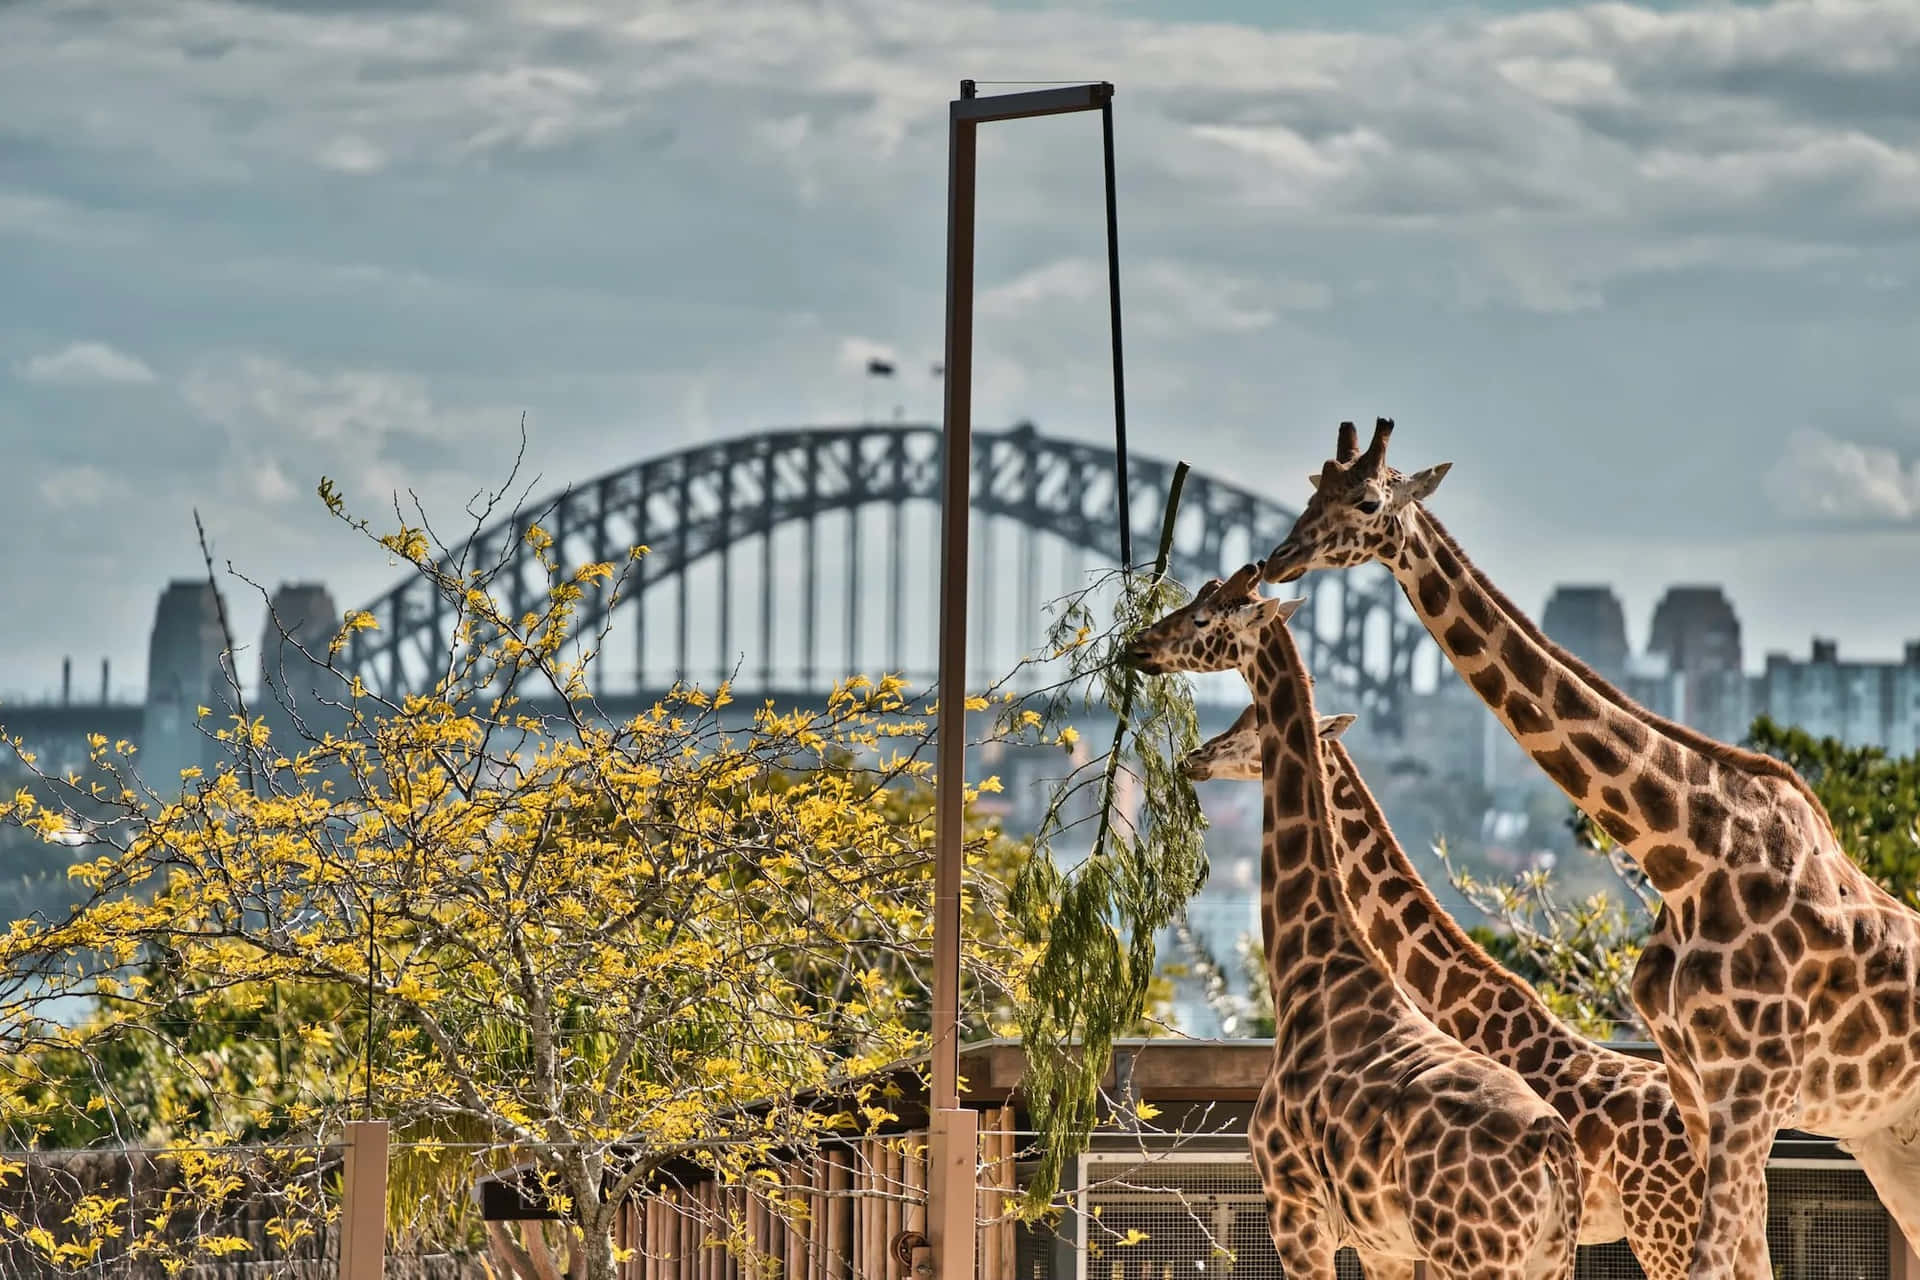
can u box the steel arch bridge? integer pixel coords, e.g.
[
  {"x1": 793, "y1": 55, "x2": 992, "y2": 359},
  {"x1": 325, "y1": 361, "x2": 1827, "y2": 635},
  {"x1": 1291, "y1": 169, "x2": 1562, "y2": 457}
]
[{"x1": 343, "y1": 423, "x2": 1429, "y2": 726}]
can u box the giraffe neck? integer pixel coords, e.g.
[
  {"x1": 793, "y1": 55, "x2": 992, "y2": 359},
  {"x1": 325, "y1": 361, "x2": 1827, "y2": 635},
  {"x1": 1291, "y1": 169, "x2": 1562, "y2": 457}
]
[
  {"x1": 1388, "y1": 506, "x2": 1721, "y2": 893},
  {"x1": 1241, "y1": 620, "x2": 1399, "y2": 1018},
  {"x1": 1322, "y1": 738, "x2": 1580, "y2": 1051},
  {"x1": 1418, "y1": 511, "x2": 1833, "y2": 839}
]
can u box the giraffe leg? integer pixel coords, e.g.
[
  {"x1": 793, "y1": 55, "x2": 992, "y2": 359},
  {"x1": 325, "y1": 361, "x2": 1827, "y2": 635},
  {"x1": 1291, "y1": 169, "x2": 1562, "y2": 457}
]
[
  {"x1": 1614, "y1": 1109, "x2": 1701, "y2": 1280},
  {"x1": 1685, "y1": 1097, "x2": 1777, "y2": 1280},
  {"x1": 1839, "y1": 1127, "x2": 1920, "y2": 1258},
  {"x1": 1353, "y1": 1250, "x2": 1417, "y2": 1280},
  {"x1": 1263, "y1": 1202, "x2": 1337, "y2": 1280}
]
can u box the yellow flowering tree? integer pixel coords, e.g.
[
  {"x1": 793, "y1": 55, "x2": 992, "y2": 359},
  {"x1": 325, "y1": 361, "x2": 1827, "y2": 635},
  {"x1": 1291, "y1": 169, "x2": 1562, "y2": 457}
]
[{"x1": 0, "y1": 479, "x2": 1038, "y2": 1279}]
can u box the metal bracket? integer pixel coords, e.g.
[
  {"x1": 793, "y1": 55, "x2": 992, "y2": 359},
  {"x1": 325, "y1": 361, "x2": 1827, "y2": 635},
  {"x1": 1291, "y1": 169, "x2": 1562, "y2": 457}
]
[{"x1": 892, "y1": 1229, "x2": 933, "y2": 1278}]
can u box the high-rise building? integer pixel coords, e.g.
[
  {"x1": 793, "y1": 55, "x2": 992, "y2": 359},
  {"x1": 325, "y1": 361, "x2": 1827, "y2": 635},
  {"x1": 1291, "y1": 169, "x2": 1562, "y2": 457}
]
[
  {"x1": 142, "y1": 580, "x2": 229, "y2": 794},
  {"x1": 1541, "y1": 585, "x2": 1630, "y2": 684},
  {"x1": 1647, "y1": 585, "x2": 1749, "y2": 743},
  {"x1": 1760, "y1": 639, "x2": 1920, "y2": 754}
]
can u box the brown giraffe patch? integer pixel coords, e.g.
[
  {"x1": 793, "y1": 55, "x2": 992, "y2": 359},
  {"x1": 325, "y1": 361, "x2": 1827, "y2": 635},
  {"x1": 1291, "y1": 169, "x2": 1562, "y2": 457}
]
[
  {"x1": 1460, "y1": 584, "x2": 1499, "y2": 631},
  {"x1": 1642, "y1": 845, "x2": 1695, "y2": 891},
  {"x1": 1500, "y1": 631, "x2": 1548, "y2": 695},
  {"x1": 1468, "y1": 664, "x2": 1507, "y2": 704},
  {"x1": 1595, "y1": 811, "x2": 1641, "y2": 847},
  {"x1": 1533, "y1": 745, "x2": 1592, "y2": 800},
  {"x1": 1696, "y1": 872, "x2": 1746, "y2": 945},
  {"x1": 1630, "y1": 774, "x2": 1680, "y2": 832},
  {"x1": 1443, "y1": 618, "x2": 1485, "y2": 657},
  {"x1": 1686, "y1": 793, "x2": 1730, "y2": 855},
  {"x1": 1737, "y1": 870, "x2": 1790, "y2": 924},
  {"x1": 1569, "y1": 730, "x2": 1629, "y2": 776}
]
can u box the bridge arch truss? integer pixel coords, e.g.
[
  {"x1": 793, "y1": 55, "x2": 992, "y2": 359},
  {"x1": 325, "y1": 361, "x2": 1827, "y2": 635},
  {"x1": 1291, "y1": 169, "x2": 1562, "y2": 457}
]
[{"x1": 344, "y1": 424, "x2": 1430, "y2": 726}]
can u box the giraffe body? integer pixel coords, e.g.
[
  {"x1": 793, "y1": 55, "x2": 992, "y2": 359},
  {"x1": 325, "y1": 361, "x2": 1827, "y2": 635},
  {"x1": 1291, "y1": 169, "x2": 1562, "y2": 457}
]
[
  {"x1": 1127, "y1": 567, "x2": 1582, "y2": 1280},
  {"x1": 1264, "y1": 419, "x2": 1920, "y2": 1278},
  {"x1": 1187, "y1": 706, "x2": 1700, "y2": 1277}
]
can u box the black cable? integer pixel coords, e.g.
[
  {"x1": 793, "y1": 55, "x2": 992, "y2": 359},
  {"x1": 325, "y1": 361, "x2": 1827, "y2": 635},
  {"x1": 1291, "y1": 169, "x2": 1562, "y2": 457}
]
[{"x1": 1101, "y1": 92, "x2": 1131, "y2": 569}]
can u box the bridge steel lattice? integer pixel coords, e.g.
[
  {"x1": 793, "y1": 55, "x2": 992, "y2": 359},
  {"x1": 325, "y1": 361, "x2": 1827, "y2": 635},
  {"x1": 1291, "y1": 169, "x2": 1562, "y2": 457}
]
[{"x1": 342, "y1": 424, "x2": 1428, "y2": 727}]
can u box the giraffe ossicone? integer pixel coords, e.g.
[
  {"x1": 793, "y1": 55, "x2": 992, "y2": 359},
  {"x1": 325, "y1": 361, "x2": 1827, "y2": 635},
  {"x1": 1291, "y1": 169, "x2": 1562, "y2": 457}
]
[
  {"x1": 1127, "y1": 564, "x2": 1582, "y2": 1280},
  {"x1": 1267, "y1": 418, "x2": 1920, "y2": 1279},
  {"x1": 1186, "y1": 704, "x2": 1701, "y2": 1278}
]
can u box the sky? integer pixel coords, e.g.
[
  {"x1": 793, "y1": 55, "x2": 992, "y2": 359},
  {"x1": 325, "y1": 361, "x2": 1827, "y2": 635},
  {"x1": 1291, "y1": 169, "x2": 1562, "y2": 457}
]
[{"x1": 2, "y1": 0, "x2": 1918, "y2": 703}]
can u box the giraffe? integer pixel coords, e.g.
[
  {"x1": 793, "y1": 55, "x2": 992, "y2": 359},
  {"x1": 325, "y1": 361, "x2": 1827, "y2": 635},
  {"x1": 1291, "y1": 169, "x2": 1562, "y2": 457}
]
[
  {"x1": 1124, "y1": 564, "x2": 1582, "y2": 1280},
  {"x1": 1185, "y1": 704, "x2": 1700, "y2": 1279},
  {"x1": 1261, "y1": 418, "x2": 1920, "y2": 1279}
]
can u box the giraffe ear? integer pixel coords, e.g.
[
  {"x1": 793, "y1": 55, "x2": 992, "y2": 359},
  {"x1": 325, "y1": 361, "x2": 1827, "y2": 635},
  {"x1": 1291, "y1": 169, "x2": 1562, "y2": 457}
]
[
  {"x1": 1317, "y1": 713, "x2": 1358, "y2": 740},
  {"x1": 1306, "y1": 472, "x2": 1320, "y2": 490},
  {"x1": 1392, "y1": 462, "x2": 1451, "y2": 507},
  {"x1": 1272, "y1": 596, "x2": 1306, "y2": 623}
]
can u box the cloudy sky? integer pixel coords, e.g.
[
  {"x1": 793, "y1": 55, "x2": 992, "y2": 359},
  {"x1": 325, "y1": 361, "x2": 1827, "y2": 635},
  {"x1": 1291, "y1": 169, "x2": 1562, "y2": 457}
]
[{"x1": 3, "y1": 0, "x2": 1918, "y2": 703}]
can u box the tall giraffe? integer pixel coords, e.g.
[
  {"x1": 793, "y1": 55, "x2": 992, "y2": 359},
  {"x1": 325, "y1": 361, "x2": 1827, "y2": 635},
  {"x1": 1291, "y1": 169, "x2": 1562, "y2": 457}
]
[
  {"x1": 1186, "y1": 705, "x2": 1700, "y2": 1279},
  {"x1": 1124, "y1": 565, "x2": 1582, "y2": 1280},
  {"x1": 1262, "y1": 419, "x2": 1920, "y2": 1279}
]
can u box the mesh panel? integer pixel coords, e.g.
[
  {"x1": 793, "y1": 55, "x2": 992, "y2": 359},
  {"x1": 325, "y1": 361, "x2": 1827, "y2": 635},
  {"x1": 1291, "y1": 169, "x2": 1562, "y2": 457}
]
[
  {"x1": 1077, "y1": 1157, "x2": 1896, "y2": 1280},
  {"x1": 1765, "y1": 1167, "x2": 1889, "y2": 1280},
  {"x1": 1079, "y1": 1159, "x2": 1364, "y2": 1279}
]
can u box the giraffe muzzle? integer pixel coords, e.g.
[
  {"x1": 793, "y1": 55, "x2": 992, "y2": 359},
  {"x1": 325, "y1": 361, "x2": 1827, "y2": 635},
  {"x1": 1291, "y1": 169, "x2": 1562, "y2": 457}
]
[
  {"x1": 1121, "y1": 643, "x2": 1163, "y2": 674},
  {"x1": 1263, "y1": 541, "x2": 1308, "y2": 584}
]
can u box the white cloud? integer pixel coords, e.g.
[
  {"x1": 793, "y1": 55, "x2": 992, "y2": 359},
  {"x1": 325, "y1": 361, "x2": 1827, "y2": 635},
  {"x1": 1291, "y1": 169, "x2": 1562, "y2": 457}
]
[
  {"x1": 184, "y1": 355, "x2": 456, "y2": 444},
  {"x1": 20, "y1": 341, "x2": 157, "y2": 386},
  {"x1": 179, "y1": 353, "x2": 528, "y2": 521},
  {"x1": 983, "y1": 258, "x2": 1323, "y2": 333},
  {"x1": 317, "y1": 135, "x2": 388, "y2": 175},
  {"x1": 1765, "y1": 429, "x2": 1920, "y2": 522},
  {"x1": 37, "y1": 463, "x2": 128, "y2": 510}
]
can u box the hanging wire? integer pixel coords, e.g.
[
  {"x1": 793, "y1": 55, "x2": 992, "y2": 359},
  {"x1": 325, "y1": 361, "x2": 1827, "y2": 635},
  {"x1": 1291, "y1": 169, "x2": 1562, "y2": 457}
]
[{"x1": 1101, "y1": 90, "x2": 1131, "y2": 567}]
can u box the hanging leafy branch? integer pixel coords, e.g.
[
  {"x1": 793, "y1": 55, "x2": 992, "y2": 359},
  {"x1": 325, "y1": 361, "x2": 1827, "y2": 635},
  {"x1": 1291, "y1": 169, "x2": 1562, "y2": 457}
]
[{"x1": 1004, "y1": 466, "x2": 1206, "y2": 1215}]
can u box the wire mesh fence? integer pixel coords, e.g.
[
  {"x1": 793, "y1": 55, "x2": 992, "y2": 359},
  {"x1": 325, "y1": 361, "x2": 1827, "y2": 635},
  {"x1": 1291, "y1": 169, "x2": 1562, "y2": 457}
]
[{"x1": 1074, "y1": 1153, "x2": 1900, "y2": 1280}]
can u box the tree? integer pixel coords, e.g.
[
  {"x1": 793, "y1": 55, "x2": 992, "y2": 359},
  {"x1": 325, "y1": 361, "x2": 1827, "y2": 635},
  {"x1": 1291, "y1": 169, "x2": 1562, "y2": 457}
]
[
  {"x1": 1746, "y1": 716, "x2": 1920, "y2": 906},
  {"x1": 0, "y1": 497, "x2": 1033, "y2": 1279},
  {"x1": 0, "y1": 465, "x2": 1202, "y2": 1275}
]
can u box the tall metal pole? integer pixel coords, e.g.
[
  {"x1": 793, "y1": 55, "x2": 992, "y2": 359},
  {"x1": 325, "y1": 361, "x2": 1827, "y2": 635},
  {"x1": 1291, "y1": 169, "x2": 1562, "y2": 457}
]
[
  {"x1": 928, "y1": 77, "x2": 980, "y2": 1280},
  {"x1": 928, "y1": 77, "x2": 1113, "y2": 1280}
]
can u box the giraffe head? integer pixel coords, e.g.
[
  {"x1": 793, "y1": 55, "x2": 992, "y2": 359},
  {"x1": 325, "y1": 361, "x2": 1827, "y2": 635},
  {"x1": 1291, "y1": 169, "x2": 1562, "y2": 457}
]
[
  {"x1": 1182, "y1": 705, "x2": 1357, "y2": 781},
  {"x1": 1262, "y1": 418, "x2": 1452, "y2": 584},
  {"x1": 1121, "y1": 563, "x2": 1303, "y2": 676}
]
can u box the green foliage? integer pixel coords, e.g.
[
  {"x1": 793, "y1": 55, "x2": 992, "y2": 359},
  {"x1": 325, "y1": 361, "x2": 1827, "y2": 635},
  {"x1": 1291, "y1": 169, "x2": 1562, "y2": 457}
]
[
  {"x1": 1005, "y1": 475, "x2": 1207, "y2": 1216},
  {"x1": 1747, "y1": 716, "x2": 1920, "y2": 906},
  {"x1": 1438, "y1": 830, "x2": 1653, "y2": 1040}
]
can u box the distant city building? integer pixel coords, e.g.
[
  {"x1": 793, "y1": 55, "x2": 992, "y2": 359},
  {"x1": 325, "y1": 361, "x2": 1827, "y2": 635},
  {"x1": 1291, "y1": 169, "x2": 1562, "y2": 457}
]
[
  {"x1": 1646, "y1": 585, "x2": 1750, "y2": 743},
  {"x1": 142, "y1": 580, "x2": 230, "y2": 792},
  {"x1": 1541, "y1": 585, "x2": 1630, "y2": 684},
  {"x1": 1620, "y1": 651, "x2": 1684, "y2": 723},
  {"x1": 1761, "y1": 639, "x2": 1920, "y2": 756}
]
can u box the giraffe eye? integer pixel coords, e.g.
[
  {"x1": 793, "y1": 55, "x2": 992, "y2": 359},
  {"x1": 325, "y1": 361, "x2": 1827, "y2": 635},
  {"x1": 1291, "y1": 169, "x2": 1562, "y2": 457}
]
[
  {"x1": 1356, "y1": 496, "x2": 1382, "y2": 515},
  {"x1": 1192, "y1": 609, "x2": 1213, "y2": 628}
]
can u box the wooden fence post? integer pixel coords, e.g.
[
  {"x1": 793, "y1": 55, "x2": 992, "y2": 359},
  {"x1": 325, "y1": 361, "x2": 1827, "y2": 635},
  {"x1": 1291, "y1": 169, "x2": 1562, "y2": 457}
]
[{"x1": 340, "y1": 1120, "x2": 390, "y2": 1280}]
